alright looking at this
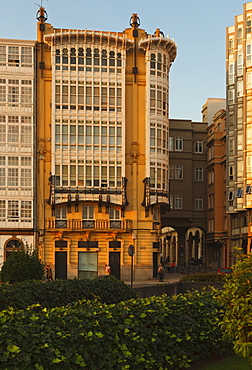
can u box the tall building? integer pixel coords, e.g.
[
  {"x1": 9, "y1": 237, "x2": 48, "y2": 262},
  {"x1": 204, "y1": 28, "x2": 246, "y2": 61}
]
[
  {"x1": 0, "y1": 39, "x2": 35, "y2": 265},
  {"x1": 206, "y1": 108, "x2": 229, "y2": 268},
  {"x1": 160, "y1": 118, "x2": 207, "y2": 266},
  {"x1": 36, "y1": 8, "x2": 177, "y2": 280},
  {"x1": 201, "y1": 98, "x2": 226, "y2": 126},
  {"x1": 226, "y1": 2, "x2": 252, "y2": 257}
]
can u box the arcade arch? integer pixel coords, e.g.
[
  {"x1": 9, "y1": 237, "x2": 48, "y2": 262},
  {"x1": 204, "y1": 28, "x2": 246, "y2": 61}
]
[{"x1": 160, "y1": 226, "x2": 205, "y2": 266}]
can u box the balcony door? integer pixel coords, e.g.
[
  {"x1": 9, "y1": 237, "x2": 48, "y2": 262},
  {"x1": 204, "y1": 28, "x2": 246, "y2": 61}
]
[
  {"x1": 55, "y1": 251, "x2": 67, "y2": 280},
  {"x1": 109, "y1": 251, "x2": 120, "y2": 280}
]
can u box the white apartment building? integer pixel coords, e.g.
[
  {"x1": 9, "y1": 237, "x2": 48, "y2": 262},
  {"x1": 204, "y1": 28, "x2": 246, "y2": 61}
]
[{"x1": 0, "y1": 39, "x2": 35, "y2": 264}]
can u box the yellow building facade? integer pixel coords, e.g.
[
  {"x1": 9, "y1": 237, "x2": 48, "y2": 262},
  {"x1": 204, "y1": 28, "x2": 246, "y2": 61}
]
[{"x1": 36, "y1": 8, "x2": 176, "y2": 280}]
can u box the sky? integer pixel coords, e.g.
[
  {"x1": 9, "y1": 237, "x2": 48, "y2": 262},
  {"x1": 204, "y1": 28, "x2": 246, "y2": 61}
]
[{"x1": 0, "y1": 0, "x2": 246, "y2": 121}]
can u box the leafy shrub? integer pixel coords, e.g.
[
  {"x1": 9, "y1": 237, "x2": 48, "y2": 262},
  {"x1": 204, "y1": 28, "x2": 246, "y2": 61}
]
[
  {"x1": 0, "y1": 275, "x2": 138, "y2": 310},
  {"x1": 0, "y1": 243, "x2": 44, "y2": 283},
  {"x1": 216, "y1": 250, "x2": 252, "y2": 364},
  {"x1": 180, "y1": 272, "x2": 227, "y2": 282},
  {"x1": 90, "y1": 275, "x2": 138, "y2": 304},
  {"x1": 0, "y1": 290, "x2": 230, "y2": 369}
]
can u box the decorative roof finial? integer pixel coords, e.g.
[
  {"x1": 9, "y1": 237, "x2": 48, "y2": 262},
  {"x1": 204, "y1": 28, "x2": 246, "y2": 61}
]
[
  {"x1": 130, "y1": 14, "x2": 140, "y2": 28},
  {"x1": 35, "y1": 0, "x2": 48, "y2": 22}
]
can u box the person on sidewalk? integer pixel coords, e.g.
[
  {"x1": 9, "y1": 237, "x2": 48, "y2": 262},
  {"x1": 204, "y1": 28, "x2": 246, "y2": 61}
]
[
  {"x1": 105, "y1": 264, "x2": 111, "y2": 275},
  {"x1": 45, "y1": 265, "x2": 53, "y2": 282},
  {"x1": 166, "y1": 260, "x2": 171, "y2": 273},
  {"x1": 158, "y1": 264, "x2": 165, "y2": 282},
  {"x1": 171, "y1": 261, "x2": 176, "y2": 273}
]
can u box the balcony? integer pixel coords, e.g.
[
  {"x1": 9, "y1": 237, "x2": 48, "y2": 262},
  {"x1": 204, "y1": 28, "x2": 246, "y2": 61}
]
[{"x1": 46, "y1": 218, "x2": 132, "y2": 232}]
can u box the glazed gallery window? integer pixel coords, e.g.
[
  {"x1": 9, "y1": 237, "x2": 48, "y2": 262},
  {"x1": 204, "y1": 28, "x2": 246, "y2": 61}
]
[
  {"x1": 0, "y1": 45, "x2": 32, "y2": 67},
  {"x1": 55, "y1": 82, "x2": 121, "y2": 112},
  {"x1": 21, "y1": 201, "x2": 32, "y2": 221},
  {"x1": 0, "y1": 156, "x2": 32, "y2": 188},
  {"x1": 55, "y1": 160, "x2": 122, "y2": 189},
  {"x1": 55, "y1": 47, "x2": 122, "y2": 69},
  {"x1": 6, "y1": 200, "x2": 32, "y2": 222}
]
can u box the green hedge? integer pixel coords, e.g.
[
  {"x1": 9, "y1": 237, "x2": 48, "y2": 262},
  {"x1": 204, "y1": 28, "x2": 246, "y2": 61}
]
[
  {"x1": 0, "y1": 290, "x2": 231, "y2": 369},
  {"x1": 0, "y1": 276, "x2": 138, "y2": 310},
  {"x1": 216, "y1": 252, "x2": 252, "y2": 364},
  {"x1": 180, "y1": 272, "x2": 228, "y2": 282}
]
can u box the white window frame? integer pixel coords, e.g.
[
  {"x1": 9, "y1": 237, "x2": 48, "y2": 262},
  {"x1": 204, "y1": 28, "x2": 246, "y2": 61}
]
[
  {"x1": 109, "y1": 208, "x2": 120, "y2": 220},
  {"x1": 175, "y1": 165, "x2": 183, "y2": 180},
  {"x1": 229, "y1": 63, "x2": 234, "y2": 84},
  {"x1": 174, "y1": 195, "x2": 183, "y2": 209},
  {"x1": 195, "y1": 140, "x2": 203, "y2": 154},
  {"x1": 237, "y1": 54, "x2": 243, "y2": 76},
  {"x1": 195, "y1": 196, "x2": 203, "y2": 210},
  {"x1": 55, "y1": 207, "x2": 67, "y2": 219},
  {"x1": 237, "y1": 80, "x2": 243, "y2": 97},
  {"x1": 247, "y1": 43, "x2": 252, "y2": 62},
  {"x1": 175, "y1": 137, "x2": 183, "y2": 151},
  {"x1": 82, "y1": 206, "x2": 94, "y2": 220},
  {"x1": 195, "y1": 167, "x2": 203, "y2": 181},
  {"x1": 228, "y1": 89, "x2": 234, "y2": 104},
  {"x1": 168, "y1": 137, "x2": 173, "y2": 151}
]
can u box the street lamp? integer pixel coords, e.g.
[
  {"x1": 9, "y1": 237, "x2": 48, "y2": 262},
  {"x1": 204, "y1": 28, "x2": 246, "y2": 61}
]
[{"x1": 128, "y1": 244, "x2": 135, "y2": 288}]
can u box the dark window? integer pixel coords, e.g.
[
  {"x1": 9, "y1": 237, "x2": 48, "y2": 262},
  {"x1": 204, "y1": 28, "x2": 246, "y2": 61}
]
[
  {"x1": 55, "y1": 240, "x2": 67, "y2": 248},
  {"x1": 78, "y1": 241, "x2": 98, "y2": 248},
  {"x1": 109, "y1": 241, "x2": 121, "y2": 248}
]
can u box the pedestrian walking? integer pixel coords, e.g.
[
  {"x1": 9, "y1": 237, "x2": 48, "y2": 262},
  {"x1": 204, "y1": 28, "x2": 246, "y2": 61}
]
[
  {"x1": 158, "y1": 264, "x2": 165, "y2": 282},
  {"x1": 166, "y1": 260, "x2": 171, "y2": 273},
  {"x1": 105, "y1": 264, "x2": 111, "y2": 275},
  {"x1": 171, "y1": 260, "x2": 176, "y2": 273},
  {"x1": 45, "y1": 264, "x2": 53, "y2": 282}
]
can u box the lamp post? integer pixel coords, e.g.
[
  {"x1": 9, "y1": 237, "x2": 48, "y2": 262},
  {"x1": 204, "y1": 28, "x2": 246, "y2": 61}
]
[{"x1": 128, "y1": 244, "x2": 135, "y2": 288}]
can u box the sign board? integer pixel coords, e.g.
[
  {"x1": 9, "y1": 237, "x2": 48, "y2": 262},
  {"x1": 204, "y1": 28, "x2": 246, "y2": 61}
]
[{"x1": 128, "y1": 244, "x2": 135, "y2": 256}]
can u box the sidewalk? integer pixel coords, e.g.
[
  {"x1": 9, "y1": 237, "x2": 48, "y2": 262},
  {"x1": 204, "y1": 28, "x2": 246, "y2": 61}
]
[{"x1": 124, "y1": 272, "x2": 183, "y2": 288}]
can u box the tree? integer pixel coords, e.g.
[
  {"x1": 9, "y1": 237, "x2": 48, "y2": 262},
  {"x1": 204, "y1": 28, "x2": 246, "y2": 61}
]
[
  {"x1": 216, "y1": 249, "x2": 252, "y2": 364},
  {"x1": 1, "y1": 243, "x2": 45, "y2": 283}
]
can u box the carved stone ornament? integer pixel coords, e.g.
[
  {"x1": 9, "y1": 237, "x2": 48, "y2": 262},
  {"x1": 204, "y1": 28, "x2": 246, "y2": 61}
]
[{"x1": 130, "y1": 142, "x2": 139, "y2": 163}]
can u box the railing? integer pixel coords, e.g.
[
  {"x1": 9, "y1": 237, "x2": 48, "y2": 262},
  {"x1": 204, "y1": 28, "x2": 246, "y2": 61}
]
[{"x1": 46, "y1": 218, "x2": 132, "y2": 231}]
